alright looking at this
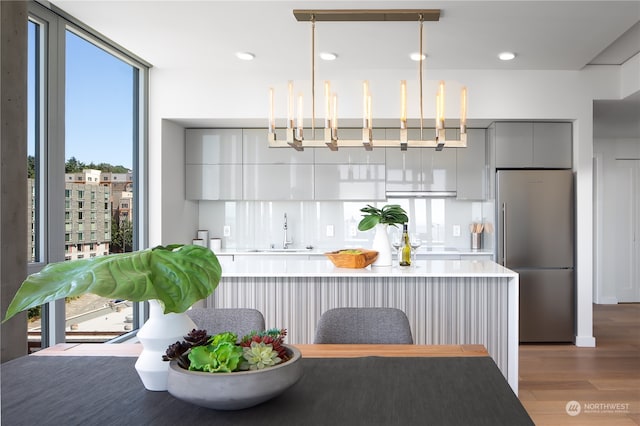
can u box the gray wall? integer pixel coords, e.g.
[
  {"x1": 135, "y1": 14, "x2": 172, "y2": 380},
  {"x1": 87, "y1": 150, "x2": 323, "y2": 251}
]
[{"x1": 1, "y1": 0, "x2": 28, "y2": 362}]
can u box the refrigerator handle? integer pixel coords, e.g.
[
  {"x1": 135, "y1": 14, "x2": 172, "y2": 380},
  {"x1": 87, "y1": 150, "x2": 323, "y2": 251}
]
[{"x1": 501, "y1": 203, "x2": 507, "y2": 266}]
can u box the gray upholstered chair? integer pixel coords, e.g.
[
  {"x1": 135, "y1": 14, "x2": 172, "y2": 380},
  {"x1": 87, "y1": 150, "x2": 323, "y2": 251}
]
[
  {"x1": 186, "y1": 308, "x2": 265, "y2": 339},
  {"x1": 314, "y1": 307, "x2": 414, "y2": 344}
]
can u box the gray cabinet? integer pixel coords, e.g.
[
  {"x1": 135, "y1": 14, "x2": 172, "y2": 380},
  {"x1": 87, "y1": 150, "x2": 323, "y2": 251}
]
[
  {"x1": 185, "y1": 126, "x2": 499, "y2": 201},
  {"x1": 242, "y1": 128, "x2": 314, "y2": 164},
  {"x1": 385, "y1": 148, "x2": 423, "y2": 191},
  {"x1": 423, "y1": 146, "x2": 457, "y2": 192},
  {"x1": 186, "y1": 129, "x2": 243, "y2": 164},
  {"x1": 494, "y1": 122, "x2": 572, "y2": 168},
  {"x1": 314, "y1": 128, "x2": 386, "y2": 200},
  {"x1": 186, "y1": 165, "x2": 242, "y2": 200},
  {"x1": 486, "y1": 124, "x2": 496, "y2": 200},
  {"x1": 495, "y1": 122, "x2": 532, "y2": 168},
  {"x1": 243, "y1": 164, "x2": 313, "y2": 200},
  {"x1": 314, "y1": 128, "x2": 386, "y2": 164},
  {"x1": 533, "y1": 122, "x2": 572, "y2": 168},
  {"x1": 314, "y1": 164, "x2": 386, "y2": 200},
  {"x1": 185, "y1": 129, "x2": 243, "y2": 200},
  {"x1": 385, "y1": 128, "x2": 457, "y2": 193},
  {"x1": 242, "y1": 129, "x2": 314, "y2": 200},
  {"x1": 456, "y1": 128, "x2": 487, "y2": 200}
]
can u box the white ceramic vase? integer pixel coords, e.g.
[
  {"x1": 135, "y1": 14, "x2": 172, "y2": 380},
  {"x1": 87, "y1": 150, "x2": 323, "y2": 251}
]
[
  {"x1": 371, "y1": 223, "x2": 392, "y2": 267},
  {"x1": 135, "y1": 299, "x2": 197, "y2": 391}
]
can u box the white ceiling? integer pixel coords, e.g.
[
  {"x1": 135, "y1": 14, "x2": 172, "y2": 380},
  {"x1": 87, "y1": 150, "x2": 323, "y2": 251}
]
[{"x1": 51, "y1": 0, "x2": 640, "y2": 133}]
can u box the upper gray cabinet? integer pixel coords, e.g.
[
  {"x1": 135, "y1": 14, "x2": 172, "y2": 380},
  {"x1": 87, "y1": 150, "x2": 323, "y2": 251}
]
[
  {"x1": 486, "y1": 124, "x2": 496, "y2": 200},
  {"x1": 456, "y1": 128, "x2": 486, "y2": 200},
  {"x1": 423, "y1": 146, "x2": 457, "y2": 192},
  {"x1": 243, "y1": 164, "x2": 314, "y2": 200},
  {"x1": 186, "y1": 129, "x2": 243, "y2": 164},
  {"x1": 186, "y1": 164, "x2": 242, "y2": 200},
  {"x1": 242, "y1": 128, "x2": 314, "y2": 164},
  {"x1": 494, "y1": 122, "x2": 572, "y2": 169},
  {"x1": 185, "y1": 129, "x2": 243, "y2": 200},
  {"x1": 533, "y1": 122, "x2": 572, "y2": 168},
  {"x1": 242, "y1": 129, "x2": 313, "y2": 200},
  {"x1": 313, "y1": 128, "x2": 386, "y2": 200},
  {"x1": 185, "y1": 127, "x2": 492, "y2": 201},
  {"x1": 494, "y1": 122, "x2": 532, "y2": 168},
  {"x1": 314, "y1": 128, "x2": 386, "y2": 164},
  {"x1": 385, "y1": 128, "x2": 457, "y2": 193},
  {"x1": 314, "y1": 163, "x2": 386, "y2": 200}
]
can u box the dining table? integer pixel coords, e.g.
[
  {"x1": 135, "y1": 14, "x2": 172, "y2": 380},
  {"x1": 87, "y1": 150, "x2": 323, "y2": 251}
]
[{"x1": 1, "y1": 343, "x2": 533, "y2": 425}]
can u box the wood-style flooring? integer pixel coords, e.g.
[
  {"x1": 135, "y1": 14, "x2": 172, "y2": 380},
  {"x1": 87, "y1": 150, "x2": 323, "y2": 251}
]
[{"x1": 519, "y1": 303, "x2": 640, "y2": 425}]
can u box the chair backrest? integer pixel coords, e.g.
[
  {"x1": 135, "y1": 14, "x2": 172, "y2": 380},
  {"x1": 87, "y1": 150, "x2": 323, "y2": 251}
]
[
  {"x1": 314, "y1": 307, "x2": 413, "y2": 344},
  {"x1": 186, "y1": 308, "x2": 265, "y2": 340}
]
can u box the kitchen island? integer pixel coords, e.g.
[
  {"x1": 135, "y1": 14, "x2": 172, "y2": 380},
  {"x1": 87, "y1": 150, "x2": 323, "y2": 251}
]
[{"x1": 204, "y1": 258, "x2": 519, "y2": 393}]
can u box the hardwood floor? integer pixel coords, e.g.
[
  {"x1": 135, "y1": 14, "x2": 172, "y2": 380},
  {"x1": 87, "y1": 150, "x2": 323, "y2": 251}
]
[{"x1": 519, "y1": 303, "x2": 640, "y2": 425}]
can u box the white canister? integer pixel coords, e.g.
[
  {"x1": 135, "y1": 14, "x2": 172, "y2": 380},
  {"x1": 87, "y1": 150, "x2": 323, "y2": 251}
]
[
  {"x1": 209, "y1": 238, "x2": 222, "y2": 251},
  {"x1": 196, "y1": 230, "x2": 209, "y2": 241},
  {"x1": 192, "y1": 239, "x2": 206, "y2": 247}
]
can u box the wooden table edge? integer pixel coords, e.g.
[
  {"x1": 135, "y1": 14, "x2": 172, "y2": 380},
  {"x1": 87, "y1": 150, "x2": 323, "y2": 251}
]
[{"x1": 32, "y1": 343, "x2": 488, "y2": 358}]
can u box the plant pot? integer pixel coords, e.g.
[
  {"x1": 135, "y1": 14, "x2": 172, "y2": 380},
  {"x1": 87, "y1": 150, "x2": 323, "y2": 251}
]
[
  {"x1": 167, "y1": 345, "x2": 303, "y2": 410},
  {"x1": 134, "y1": 299, "x2": 197, "y2": 391},
  {"x1": 371, "y1": 223, "x2": 392, "y2": 267}
]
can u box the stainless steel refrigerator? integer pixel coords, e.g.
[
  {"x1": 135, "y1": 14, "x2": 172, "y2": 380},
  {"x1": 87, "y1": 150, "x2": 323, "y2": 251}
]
[{"x1": 496, "y1": 169, "x2": 575, "y2": 342}]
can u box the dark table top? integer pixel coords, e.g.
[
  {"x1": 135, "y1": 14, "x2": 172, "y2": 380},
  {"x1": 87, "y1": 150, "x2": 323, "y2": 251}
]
[{"x1": 1, "y1": 355, "x2": 533, "y2": 426}]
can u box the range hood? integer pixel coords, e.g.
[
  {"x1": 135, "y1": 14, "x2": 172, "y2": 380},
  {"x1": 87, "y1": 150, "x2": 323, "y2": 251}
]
[{"x1": 385, "y1": 191, "x2": 457, "y2": 198}]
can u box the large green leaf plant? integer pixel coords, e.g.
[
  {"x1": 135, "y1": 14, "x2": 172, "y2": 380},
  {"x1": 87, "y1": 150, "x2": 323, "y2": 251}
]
[
  {"x1": 3, "y1": 244, "x2": 222, "y2": 322},
  {"x1": 357, "y1": 204, "x2": 409, "y2": 231}
]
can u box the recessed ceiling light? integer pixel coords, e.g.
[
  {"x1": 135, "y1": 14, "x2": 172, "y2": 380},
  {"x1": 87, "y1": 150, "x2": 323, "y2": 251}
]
[
  {"x1": 410, "y1": 52, "x2": 426, "y2": 61},
  {"x1": 498, "y1": 52, "x2": 516, "y2": 61},
  {"x1": 236, "y1": 52, "x2": 255, "y2": 61},
  {"x1": 319, "y1": 52, "x2": 338, "y2": 61}
]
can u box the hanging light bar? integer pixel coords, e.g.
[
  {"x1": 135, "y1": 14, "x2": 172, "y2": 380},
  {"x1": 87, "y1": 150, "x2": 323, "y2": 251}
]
[
  {"x1": 268, "y1": 9, "x2": 468, "y2": 151},
  {"x1": 362, "y1": 80, "x2": 372, "y2": 150}
]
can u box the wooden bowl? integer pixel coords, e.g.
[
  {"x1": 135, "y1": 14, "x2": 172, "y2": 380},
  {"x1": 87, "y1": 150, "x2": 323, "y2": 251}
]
[{"x1": 324, "y1": 248, "x2": 378, "y2": 268}]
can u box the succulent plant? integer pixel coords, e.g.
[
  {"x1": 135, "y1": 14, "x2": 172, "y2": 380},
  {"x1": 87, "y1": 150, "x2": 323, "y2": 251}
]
[
  {"x1": 184, "y1": 329, "x2": 209, "y2": 346},
  {"x1": 165, "y1": 328, "x2": 290, "y2": 372},
  {"x1": 240, "y1": 328, "x2": 289, "y2": 361},
  {"x1": 242, "y1": 341, "x2": 282, "y2": 370},
  {"x1": 163, "y1": 341, "x2": 190, "y2": 361},
  {"x1": 189, "y1": 341, "x2": 244, "y2": 373},
  {"x1": 163, "y1": 329, "x2": 211, "y2": 369}
]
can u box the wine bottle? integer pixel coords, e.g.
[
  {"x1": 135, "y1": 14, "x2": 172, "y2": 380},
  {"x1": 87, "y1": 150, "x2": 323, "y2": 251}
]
[{"x1": 399, "y1": 223, "x2": 411, "y2": 266}]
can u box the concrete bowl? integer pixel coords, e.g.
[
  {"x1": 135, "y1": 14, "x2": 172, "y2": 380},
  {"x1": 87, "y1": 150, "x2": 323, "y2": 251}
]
[{"x1": 167, "y1": 345, "x2": 303, "y2": 410}]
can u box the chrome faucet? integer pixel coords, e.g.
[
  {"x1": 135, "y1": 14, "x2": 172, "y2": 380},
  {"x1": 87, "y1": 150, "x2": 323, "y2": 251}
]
[{"x1": 283, "y1": 213, "x2": 293, "y2": 249}]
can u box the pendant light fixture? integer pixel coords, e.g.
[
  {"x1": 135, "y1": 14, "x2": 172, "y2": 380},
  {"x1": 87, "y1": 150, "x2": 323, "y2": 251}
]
[{"x1": 268, "y1": 9, "x2": 468, "y2": 151}]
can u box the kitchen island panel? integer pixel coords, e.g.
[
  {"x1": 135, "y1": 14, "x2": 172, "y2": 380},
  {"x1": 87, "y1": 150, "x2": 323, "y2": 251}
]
[{"x1": 205, "y1": 270, "x2": 517, "y2": 393}]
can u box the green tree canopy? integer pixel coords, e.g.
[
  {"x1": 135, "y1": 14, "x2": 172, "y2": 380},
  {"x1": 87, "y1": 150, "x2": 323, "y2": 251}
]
[{"x1": 65, "y1": 157, "x2": 129, "y2": 174}]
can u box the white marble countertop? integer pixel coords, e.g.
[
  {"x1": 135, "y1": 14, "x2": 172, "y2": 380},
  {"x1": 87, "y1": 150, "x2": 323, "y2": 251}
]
[
  {"x1": 219, "y1": 258, "x2": 516, "y2": 278},
  {"x1": 214, "y1": 247, "x2": 494, "y2": 257}
]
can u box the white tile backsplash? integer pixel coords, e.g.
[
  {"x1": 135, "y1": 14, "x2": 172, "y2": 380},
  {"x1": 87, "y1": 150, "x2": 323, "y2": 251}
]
[{"x1": 197, "y1": 199, "x2": 495, "y2": 252}]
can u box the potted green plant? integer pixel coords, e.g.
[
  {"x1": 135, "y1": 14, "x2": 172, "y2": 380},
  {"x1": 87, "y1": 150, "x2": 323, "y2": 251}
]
[
  {"x1": 2, "y1": 244, "x2": 222, "y2": 391},
  {"x1": 357, "y1": 204, "x2": 408, "y2": 267},
  {"x1": 163, "y1": 328, "x2": 303, "y2": 410}
]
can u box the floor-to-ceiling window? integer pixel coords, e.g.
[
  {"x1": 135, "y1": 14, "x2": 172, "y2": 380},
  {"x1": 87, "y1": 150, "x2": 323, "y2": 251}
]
[
  {"x1": 27, "y1": 2, "x2": 149, "y2": 350},
  {"x1": 26, "y1": 17, "x2": 44, "y2": 350}
]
